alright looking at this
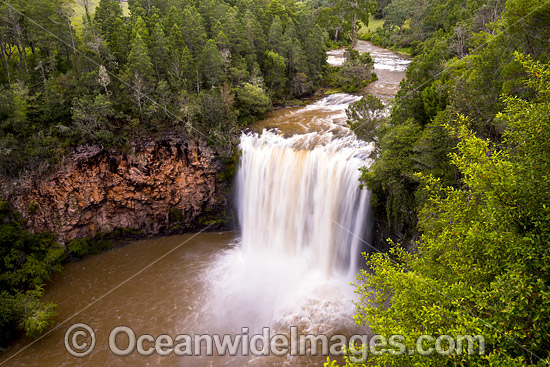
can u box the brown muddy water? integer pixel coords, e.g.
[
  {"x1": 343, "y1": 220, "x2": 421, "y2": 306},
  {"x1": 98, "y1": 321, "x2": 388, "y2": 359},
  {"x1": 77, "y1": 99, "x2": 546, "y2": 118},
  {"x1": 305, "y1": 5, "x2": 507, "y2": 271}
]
[{"x1": 0, "y1": 41, "x2": 409, "y2": 367}]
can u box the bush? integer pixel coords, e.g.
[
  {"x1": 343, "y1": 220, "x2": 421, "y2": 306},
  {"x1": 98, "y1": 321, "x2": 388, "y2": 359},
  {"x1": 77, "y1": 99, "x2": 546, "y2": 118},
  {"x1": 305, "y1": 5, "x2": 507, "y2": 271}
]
[
  {"x1": 235, "y1": 83, "x2": 273, "y2": 121},
  {"x1": 0, "y1": 201, "x2": 65, "y2": 346}
]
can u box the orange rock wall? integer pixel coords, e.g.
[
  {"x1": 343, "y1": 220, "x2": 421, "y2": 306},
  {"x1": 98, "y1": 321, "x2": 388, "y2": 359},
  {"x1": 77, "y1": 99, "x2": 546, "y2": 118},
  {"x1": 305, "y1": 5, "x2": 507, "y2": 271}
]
[{"x1": 2, "y1": 136, "x2": 231, "y2": 243}]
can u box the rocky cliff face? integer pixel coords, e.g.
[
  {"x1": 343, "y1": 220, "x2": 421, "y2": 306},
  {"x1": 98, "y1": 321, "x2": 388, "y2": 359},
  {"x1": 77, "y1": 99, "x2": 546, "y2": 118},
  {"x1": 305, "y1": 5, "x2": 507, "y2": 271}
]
[{"x1": 1, "y1": 136, "x2": 232, "y2": 244}]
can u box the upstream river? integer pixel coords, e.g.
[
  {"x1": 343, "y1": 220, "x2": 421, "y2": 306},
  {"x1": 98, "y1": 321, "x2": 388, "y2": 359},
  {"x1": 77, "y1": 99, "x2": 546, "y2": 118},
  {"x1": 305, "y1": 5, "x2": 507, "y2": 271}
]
[{"x1": 0, "y1": 41, "x2": 409, "y2": 367}]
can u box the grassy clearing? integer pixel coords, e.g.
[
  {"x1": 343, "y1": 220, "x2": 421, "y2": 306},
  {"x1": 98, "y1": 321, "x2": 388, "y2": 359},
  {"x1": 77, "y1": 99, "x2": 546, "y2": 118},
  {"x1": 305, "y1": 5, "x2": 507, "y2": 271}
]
[
  {"x1": 359, "y1": 17, "x2": 412, "y2": 37},
  {"x1": 71, "y1": 0, "x2": 129, "y2": 34},
  {"x1": 357, "y1": 18, "x2": 382, "y2": 37},
  {"x1": 364, "y1": 16, "x2": 384, "y2": 33},
  {"x1": 72, "y1": 0, "x2": 96, "y2": 33}
]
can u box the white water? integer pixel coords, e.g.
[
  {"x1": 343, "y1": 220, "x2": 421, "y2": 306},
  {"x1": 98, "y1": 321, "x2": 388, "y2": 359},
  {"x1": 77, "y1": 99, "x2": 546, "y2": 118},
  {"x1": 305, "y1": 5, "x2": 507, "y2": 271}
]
[
  {"x1": 237, "y1": 130, "x2": 372, "y2": 278},
  {"x1": 202, "y1": 93, "x2": 374, "y2": 344}
]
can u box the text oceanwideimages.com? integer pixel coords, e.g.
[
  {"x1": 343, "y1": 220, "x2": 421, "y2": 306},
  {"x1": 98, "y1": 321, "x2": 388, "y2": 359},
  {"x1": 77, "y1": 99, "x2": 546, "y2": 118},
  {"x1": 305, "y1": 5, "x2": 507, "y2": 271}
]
[{"x1": 64, "y1": 323, "x2": 485, "y2": 362}]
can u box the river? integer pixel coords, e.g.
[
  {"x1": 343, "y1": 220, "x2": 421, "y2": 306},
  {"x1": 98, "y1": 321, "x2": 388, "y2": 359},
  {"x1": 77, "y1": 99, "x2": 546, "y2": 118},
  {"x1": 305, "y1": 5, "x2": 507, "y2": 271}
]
[{"x1": 0, "y1": 41, "x2": 409, "y2": 367}]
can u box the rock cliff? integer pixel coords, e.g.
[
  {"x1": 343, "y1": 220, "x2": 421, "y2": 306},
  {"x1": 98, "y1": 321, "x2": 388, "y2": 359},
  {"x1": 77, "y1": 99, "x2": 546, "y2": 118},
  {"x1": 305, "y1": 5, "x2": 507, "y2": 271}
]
[{"x1": 1, "y1": 136, "x2": 232, "y2": 244}]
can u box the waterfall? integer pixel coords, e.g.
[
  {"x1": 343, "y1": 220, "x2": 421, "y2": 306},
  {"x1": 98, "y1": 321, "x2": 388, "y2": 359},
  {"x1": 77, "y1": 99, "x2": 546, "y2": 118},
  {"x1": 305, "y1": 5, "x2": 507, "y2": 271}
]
[
  {"x1": 237, "y1": 125, "x2": 373, "y2": 278},
  {"x1": 202, "y1": 93, "x2": 375, "y2": 335}
]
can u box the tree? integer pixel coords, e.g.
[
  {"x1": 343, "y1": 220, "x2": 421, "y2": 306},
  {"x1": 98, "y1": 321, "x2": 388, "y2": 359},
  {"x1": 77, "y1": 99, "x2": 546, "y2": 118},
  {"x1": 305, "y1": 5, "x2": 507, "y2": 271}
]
[
  {"x1": 343, "y1": 54, "x2": 550, "y2": 366},
  {"x1": 94, "y1": 0, "x2": 123, "y2": 41},
  {"x1": 268, "y1": 16, "x2": 287, "y2": 56},
  {"x1": 263, "y1": 51, "x2": 287, "y2": 99},
  {"x1": 125, "y1": 32, "x2": 154, "y2": 114},
  {"x1": 181, "y1": 6, "x2": 207, "y2": 56},
  {"x1": 339, "y1": 48, "x2": 374, "y2": 92},
  {"x1": 150, "y1": 23, "x2": 169, "y2": 81},
  {"x1": 130, "y1": 16, "x2": 150, "y2": 45},
  {"x1": 316, "y1": 7, "x2": 344, "y2": 42},
  {"x1": 335, "y1": 0, "x2": 377, "y2": 46},
  {"x1": 383, "y1": 0, "x2": 410, "y2": 32},
  {"x1": 0, "y1": 201, "x2": 64, "y2": 346},
  {"x1": 110, "y1": 18, "x2": 129, "y2": 64},
  {"x1": 200, "y1": 40, "x2": 224, "y2": 88},
  {"x1": 346, "y1": 94, "x2": 386, "y2": 144},
  {"x1": 214, "y1": 7, "x2": 247, "y2": 55},
  {"x1": 235, "y1": 83, "x2": 272, "y2": 119},
  {"x1": 71, "y1": 94, "x2": 115, "y2": 142}
]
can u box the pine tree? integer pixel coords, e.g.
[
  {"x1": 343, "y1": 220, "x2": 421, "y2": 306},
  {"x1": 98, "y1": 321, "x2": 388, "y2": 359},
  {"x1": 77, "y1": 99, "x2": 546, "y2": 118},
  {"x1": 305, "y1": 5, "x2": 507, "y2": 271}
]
[
  {"x1": 126, "y1": 32, "x2": 154, "y2": 114},
  {"x1": 268, "y1": 16, "x2": 286, "y2": 56},
  {"x1": 110, "y1": 17, "x2": 129, "y2": 65},
  {"x1": 181, "y1": 6, "x2": 207, "y2": 56},
  {"x1": 130, "y1": 16, "x2": 150, "y2": 45},
  {"x1": 94, "y1": 0, "x2": 123, "y2": 41},
  {"x1": 150, "y1": 22, "x2": 169, "y2": 81},
  {"x1": 201, "y1": 39, "x2": 225, "y2": 88}
]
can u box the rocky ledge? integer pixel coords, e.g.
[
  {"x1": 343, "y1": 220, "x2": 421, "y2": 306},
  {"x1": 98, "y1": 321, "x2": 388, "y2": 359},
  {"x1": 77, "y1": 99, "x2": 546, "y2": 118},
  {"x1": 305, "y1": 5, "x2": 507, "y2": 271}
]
[{"x1": 1, "y1": 135, "x2": 233, "y2": 244}]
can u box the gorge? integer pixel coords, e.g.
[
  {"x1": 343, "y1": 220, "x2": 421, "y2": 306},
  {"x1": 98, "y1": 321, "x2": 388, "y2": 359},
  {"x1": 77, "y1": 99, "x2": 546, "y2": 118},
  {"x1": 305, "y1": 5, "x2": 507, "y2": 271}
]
[{"x1": 0, "y1": 41, "x2": 410, "y2": 366}]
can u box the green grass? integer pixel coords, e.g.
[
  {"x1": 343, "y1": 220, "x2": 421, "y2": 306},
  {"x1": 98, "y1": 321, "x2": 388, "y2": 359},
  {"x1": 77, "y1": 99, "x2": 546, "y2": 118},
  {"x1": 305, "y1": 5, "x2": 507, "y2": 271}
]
[
  {"x1": 72, "y1": 0, "x2": 129, "y2": 34},
  {"x1": 72, "y1": 0, "x2": 97, "y2": 34},
  {"x1": 364, "y1": 16, "x2": 385, "y2": 34},
  {"x1": 358, "y1": 17, "x2": 412, "y2": 37}
]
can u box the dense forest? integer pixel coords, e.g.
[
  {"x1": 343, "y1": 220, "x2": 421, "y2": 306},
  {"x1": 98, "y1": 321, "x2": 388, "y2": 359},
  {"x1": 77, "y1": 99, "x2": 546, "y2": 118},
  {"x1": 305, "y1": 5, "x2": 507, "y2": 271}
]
[
  {"x1": 1, "y1": 0, "x2": 550, "y2": 364},
  {"x1": 340, "y1": 0, "x2": 550, "y2": 365},
  {"x1": 0, "y1": 0, "x2": 379, "y2": 350},
  {"x1": 0, "y1": 0, "x2": 332, "y2": 177}
]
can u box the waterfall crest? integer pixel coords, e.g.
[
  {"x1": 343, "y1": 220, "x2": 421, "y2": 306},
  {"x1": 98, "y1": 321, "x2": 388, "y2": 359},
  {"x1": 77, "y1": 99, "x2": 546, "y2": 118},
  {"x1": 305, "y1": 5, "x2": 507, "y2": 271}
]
[{"x1": 237, "y1": 127, "x2": 373, "y2": 278}]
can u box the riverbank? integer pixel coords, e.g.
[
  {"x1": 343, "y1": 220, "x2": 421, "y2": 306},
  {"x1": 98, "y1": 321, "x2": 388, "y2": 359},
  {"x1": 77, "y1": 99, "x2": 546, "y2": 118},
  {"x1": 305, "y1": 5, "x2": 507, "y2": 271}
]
[{"x1": 0, "y1": 41, "x2": 411, "y2": 365}]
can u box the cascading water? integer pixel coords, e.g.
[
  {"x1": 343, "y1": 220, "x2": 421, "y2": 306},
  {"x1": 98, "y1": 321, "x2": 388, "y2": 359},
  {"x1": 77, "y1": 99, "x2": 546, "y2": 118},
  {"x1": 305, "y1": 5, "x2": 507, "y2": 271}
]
[
  {"x1": 201, "y1": 93, "x2": 368, "y2": 332},
  {"x1": 237, "y1": 130, "x2": 372, "y2": 278},
  {"x1": 0, "y1": 41, "x2": 410, "y2": 367},
  {"x1": 196, "y1": 93, "x2": 374, "y2": 366}
]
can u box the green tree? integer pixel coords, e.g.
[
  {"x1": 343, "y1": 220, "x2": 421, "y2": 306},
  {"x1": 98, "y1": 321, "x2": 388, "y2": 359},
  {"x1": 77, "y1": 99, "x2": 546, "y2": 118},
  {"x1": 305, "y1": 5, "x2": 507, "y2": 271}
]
[
  {"x1": 125, "y1": 32, "x2": 154, "y2": 114},
  {"x1": 345, "y1": 54, "x2": 550, "y2": 366},
  {"x1": 346, "y1": 94, "x2": 386, "y2": 144},
  {"x1": 268, "y1": 16, "x2": 287, "y2": 57},
  {"x1": 335, "y1": 0, "x2": 377, "y2": 46},
  {"x1": 110, "y1": 17, "x2": 129, "y2": 64},
  {"x1": 316, "y1": 7, "x2": 344, "y2": 42},
  {"x1": 94, "y1": 0, "x2": 123, "y2": 40},
  {"x1": 130, "y1": 16, "x2": 150, "y2": 45},
  {"x1": 214, "y1": 7, "x2": 247, "y2": 55},
  {"x1": 263, "y1": 51, "x2": 287, "y2": 99},
  {"x1": 201, "y1": 39, "x2": 225, "y2": 88},
  {"x1": 339, "y1": 48, "x2": 374, "y2": 92},
  {"x1": 181, "y1": 6, "x2": 207, "y2": 56},
  {"x1": 0, "y1": 201, "x2": 65, "y2": 346},
  {"x1": 235, "y1": 82, "x2": 272, "y2": 120},
  {"x1": 150, "y1": 23, "x2": 169, "y2": 81},
  {"x1": 71, "y1": 94, "x2": 116, "y2": 143}
]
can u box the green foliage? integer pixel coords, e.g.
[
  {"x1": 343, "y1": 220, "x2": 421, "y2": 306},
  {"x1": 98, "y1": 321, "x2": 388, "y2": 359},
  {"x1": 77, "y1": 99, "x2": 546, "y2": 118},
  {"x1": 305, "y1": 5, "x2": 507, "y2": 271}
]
[
  {"x1": 21, "y1": 295, "x2": 57, "y2": 339},
  {"x1": 0, "y1": 200, "x2": 65, "y2": 346},
  {"x1": 94, "y1": 0, "x2": 123, "y2": 41},
  {"x1": 201, "y1": 40, "x2": 225, "y2": 88},
  {"x1": 347, "y1": 94, "x2": 385, "y2": 144},
  {"x1": 71, "y1": 93, "x2": 116, "y2": 144},
  {"x1": 235, "y1": 83, "x2": 273, "y2": 121},
  {"x1": 347, "y1": 54, "x2": 550, "y2": 366},
  {"x1": 338, "y1": 48, "x2": 375, "y2": 92},
  {"x1": 264, "y1": 51, "x2": 288, "y2": 100},
  {"x1": 360, "y1": 119, "x2": 422, "y2": 235},
  {"x1": 0, "y1": 0, "x2": 329, "y2": 174},
  {"x1": 361, "y1": 0, "x2": 550, "y2": 247}
]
